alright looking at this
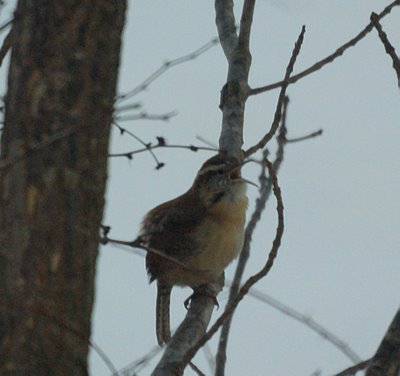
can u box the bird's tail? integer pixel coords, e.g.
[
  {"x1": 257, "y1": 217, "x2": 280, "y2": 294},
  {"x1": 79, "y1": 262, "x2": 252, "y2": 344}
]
[{"x1": 156, "y1": 282, "x2": 172, "y2": 345}]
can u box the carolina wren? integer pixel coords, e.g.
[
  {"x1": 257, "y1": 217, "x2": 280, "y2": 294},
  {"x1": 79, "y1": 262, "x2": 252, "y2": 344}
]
[{"x1": 139, "y1": 153, "x2": 249, "y2": 345}]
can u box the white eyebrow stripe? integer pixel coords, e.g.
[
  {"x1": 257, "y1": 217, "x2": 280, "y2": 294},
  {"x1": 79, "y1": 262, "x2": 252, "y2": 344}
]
[{"x1": 197, "y1": 163, "x2": 226, "y2": 176}]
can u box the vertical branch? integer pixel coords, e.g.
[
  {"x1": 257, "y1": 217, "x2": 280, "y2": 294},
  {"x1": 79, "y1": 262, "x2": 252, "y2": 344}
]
[
  {"x1": 215, "y1": 97, "x2": 289, "y2": 376},
  {"x1": 151, "y1": 3, "x2": 257, "y2": 374},
  {"x1": 0, "y1": 22, "x2": 13, "y2": 68},
  {"x1": 216, "y1": 0, "x2": 254, "y2": 155},
  {"x1": 245, "y1": 26, "x2": 306, "y2": 157},
  {"x1": 238, "y1": 0, "x2": 256, "y2": 50},
  {"x1": 151, "y1": 279, "x2": 224, "y2": 376},
  {"x1": 214, "y1": 0, "x2": 237, "y2": 59},
  {"x1": 370, "y1": 12, "x2": 400, "y2": 87}
]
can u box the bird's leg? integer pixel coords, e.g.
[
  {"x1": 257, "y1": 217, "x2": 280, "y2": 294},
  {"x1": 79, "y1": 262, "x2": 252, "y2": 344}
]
[{"x1": 184, "y1": 273, "x2": 225, "y2": 310}]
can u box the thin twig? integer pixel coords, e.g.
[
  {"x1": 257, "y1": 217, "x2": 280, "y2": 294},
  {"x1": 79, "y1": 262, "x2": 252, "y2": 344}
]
[
  {"x1": 116, "y1": 36, "x2": 219, "y2": 101},
  {"x1": 108, "y1": 142, "x2": 218, "y2": 159},
  {"x1": 370, "y1": 12, "x2": 400, "y2": 88},
  {"x1": 0, "y1": 18, "x2": 12, "y2": 33},
  {"x1": 0, "y1": 22, "x2": 12, "y2": 67},
  {"x1": 118, "y1": 345, "x2": 162, "y2": 375},
  {"x1": 286, "y1": 129, "x2": 323, "y2": 143},
  {"x1": 112, "y1": 121, "x2": 165, "y2": 169},
  {"x1": 99, "y1": 228, "x2": 208, "y2": 275},
  {"x1": 114, "y1": 110, "x2": 178, "y2": 123},
  {"x1": 250, "y1": 0, "x2": 400, "y2": 95},
  {"x1": 100, "y1": 236, "x2": 194, "y2": 273},
  {"x1": 182, "y1": 156, "x2": 284, "y2": 369},
  {"x1": 241, "y1": 286, "x2": 362, "y2": 363},
  {"x1": 114, "y1": 102, "x2": 142, "y2": 112},
  {"x1": 189, "y1": 362, "x2": 206, "y2": 376},
  {"x1": 245, "y1": 26, "x2": 305, "y2": 157}
]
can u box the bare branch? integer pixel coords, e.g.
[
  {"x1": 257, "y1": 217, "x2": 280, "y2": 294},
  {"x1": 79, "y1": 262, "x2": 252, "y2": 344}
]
[
  {"x1": 286, "y1": 129, "x2": 323, "y2": 143},
  {"x1": 188, "y1": 362, "x2": 206, "y2": 376},
  {"x1": 118, "y1": 345, "x2": 162, "y2": 375},
  {"x1": 238, "y1": 0, "x2": 256, "y2": 51},
  {"x1": 370, "y1": 12, "x2": 400, "y2": 88},
  {"x1": 250, "y1": 0, "x2": 400, "y2": 95},
  {"x1": 333, "y1": 309, "x2": 400, "y2": 376},
  {"x1": 151, "y1": 277, "x2": 224, "y2": 376},
  {"x1": 114, "y1": 110, "x2": 177, "y2": 123},
  {"x1": 366, "y1": 309, "x2": 400, "y2": 376},
  {"x1": 114, "y1": 102, "x2": 142, "y2": 112},
  {"x1": 112, "y1": 121, "x2": 165, "y2": 169},
  {"x1": 0, "y1": 18, "x2": 13, "y2": 33},
  {"x1": 216, "y1": 100, "x2": 289, "y2": 375},
  {"x1": 116, "y1": 36, "x2": 219, "y2": 102},
  {"x1": 0, "y1": 21, "x2": 12, "y2": 68},
  {"x1": 215, "y1": 0, "x2": 238, "y2": 59},
  {"x1": 100, "y1": 233, "x2": 200, "y2": 274},
  {"x1": 109, "y1": 142, "x2": 218, "y2": 159},
  {"x1": 245, "y1": 26, "x2": 305, "y2": 157},
  {"x1": 333, "y1": 359, "x2": 371, "y2": 376},
  {"x1": 242, "y1": 286, "x2": 362, "y2": 363},
  {"x1": 215, "y1": 0, "x2": 256, "y2": 155}
]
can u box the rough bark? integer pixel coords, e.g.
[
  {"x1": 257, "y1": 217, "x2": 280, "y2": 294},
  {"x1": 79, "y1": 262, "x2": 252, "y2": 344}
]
[{"x1": 0, "y1": 1, "x2": 126, "y2": 375}]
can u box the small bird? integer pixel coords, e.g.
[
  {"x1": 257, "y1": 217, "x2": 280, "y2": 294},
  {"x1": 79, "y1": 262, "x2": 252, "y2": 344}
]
[{"x1": 139, "y1": 153, "x2": 249, "y2": 345}]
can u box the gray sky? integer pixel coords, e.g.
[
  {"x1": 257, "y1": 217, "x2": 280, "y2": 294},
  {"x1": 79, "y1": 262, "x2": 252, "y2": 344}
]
[{"x1": 2, "y1": 1, "x2": 400, "y2": 375}]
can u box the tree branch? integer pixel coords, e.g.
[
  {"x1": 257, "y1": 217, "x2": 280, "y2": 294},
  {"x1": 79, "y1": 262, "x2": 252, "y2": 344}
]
[
  {"x1": 250, "y1": 0, "x2": 400, "y2": 95},
  {"x1": 238, "y1": 0, "x2": 256, "y2": 51},
  {"x1": 214, "y1": 0, "x2": 237, "y2": 59},
  {"x1": 215, "y1": 0, "x2": 255, "y2": 155},
  {"x1": 333, "y1": 359, "x2": 371, "y2": 376},
  {"x1": 151, "y1": 277, "x2": 224, "y2": 376},
  {"x1": 366, "y1": 309, "x2": 400, "y2": 376},
  {"x1": 245, "y1": 26, "x2": 305, "y2": 157},
  {"x1": 370, "y1": 12, "x2": 400, "y2": 88},
  {"x1": 243, "y1": 286, "x2": 362, "y2": 363},
  {"x1": 116, "y1": 36, "x2": 219, "y2": 102},
  {"x1": 215, "y1": 98, "x2": 289, "y2": 375},
  {"x1": 0, "y1": 21, "x2": 13, "y2": 68}
]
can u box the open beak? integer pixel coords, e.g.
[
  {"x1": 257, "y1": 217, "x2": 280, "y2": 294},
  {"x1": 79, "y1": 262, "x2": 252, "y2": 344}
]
[
  {"x1": 229, "y1": 167, "x2": 259, "y2": 188},
  {"x1": 241, "y1": 177, "x2": 259, "y2": 188}
]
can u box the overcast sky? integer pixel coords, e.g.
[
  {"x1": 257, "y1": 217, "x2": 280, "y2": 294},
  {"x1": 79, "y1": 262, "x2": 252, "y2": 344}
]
[{"x1": 2, "y1": 1, "x2": 400, "y2": 375}]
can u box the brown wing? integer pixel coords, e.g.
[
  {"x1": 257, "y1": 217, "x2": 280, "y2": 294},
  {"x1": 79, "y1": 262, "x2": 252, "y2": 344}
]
[{"x1": 141, "y1": 192, "x2": 206, "y2": 282}]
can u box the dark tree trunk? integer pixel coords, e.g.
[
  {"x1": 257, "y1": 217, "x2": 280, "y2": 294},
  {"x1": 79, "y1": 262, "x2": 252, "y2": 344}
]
[{"x1": 0, "y1": 1, "x2": 126, "y2": 375}]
